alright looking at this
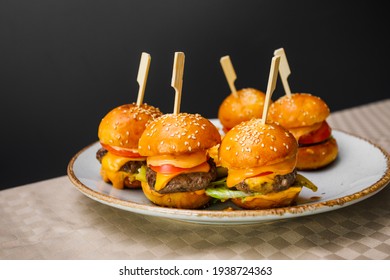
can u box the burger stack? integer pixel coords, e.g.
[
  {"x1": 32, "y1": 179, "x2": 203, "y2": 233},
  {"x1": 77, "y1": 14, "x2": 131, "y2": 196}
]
[{"x1": 95, "y1": 50, "x2": 339, "y2": 210}]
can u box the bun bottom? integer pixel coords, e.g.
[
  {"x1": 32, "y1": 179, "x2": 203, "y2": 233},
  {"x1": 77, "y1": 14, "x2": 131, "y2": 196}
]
[
  {"x1": 124, "y1": 179, "x2": 141, "y2": 189},
  {"x1": 231, "y1": 186, "x2": 302, "y2": 210},
  {"x1": 100, "y1": 169, "x2": 141, "y2": 189},
  {"x1": 297, "y1": 137, "x2": 338, "y2": 170},
  {"x1": 141, "y1": 182, "x2": 211, "y2": 209}
]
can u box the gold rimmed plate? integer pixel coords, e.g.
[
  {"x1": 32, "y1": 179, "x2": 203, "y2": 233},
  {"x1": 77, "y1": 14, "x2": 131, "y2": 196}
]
[{"x1": 67, "y1": 120, "x2": 390, "y2": 225}]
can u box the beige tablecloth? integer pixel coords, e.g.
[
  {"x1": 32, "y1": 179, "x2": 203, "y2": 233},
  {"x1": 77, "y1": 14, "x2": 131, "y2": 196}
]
[{"x1": 1, "y1": 99, "x2": 390, "y2": 260}]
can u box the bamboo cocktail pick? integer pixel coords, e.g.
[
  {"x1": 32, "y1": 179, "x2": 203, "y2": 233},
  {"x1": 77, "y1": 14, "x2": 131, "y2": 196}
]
[
  {"x1": 274, "y1": 48, "x2": 292, "y2": 97},
  {"x1": 171, "y1": 52, "x2": 185, "y2": 115},
  {"x1": 220, "y1": 55, "x2": 238, "y2": 97},
  {"x1": 136, "y1": 52, "x2": 152, "y2": 106},
  {"x1": 261, "y1": 55, "x2": 281, "y2": 124}
]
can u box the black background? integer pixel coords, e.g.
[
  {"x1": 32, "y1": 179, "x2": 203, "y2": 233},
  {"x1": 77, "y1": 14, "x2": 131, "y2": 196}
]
[{"x1": 0, "y1": 1, "x2": 388, "y2": 189}]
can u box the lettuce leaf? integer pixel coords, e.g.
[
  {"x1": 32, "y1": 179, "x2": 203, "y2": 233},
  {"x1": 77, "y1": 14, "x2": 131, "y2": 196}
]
[
  {"x1": 205, "y1": 173, "x2": 317, "y2": 201},
  {"x1": 135, "y1": 165, "x2": 147, "y2": 182}
]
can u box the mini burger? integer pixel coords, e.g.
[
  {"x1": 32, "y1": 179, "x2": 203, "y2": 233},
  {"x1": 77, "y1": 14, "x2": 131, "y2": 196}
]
[
  {"x1": 206, "y1": 118, "x2": 317, "y2": 210},
  {"x1": 268, "y1": 93, "x2": 338, "y2": 170},
  {"x1": 218, "y1": 88, "x2": 266, "y2": 133},
  {"x1": 137, "y1": 113, "x2": 221, "y2": 209},
  {"x1": 96, "y1": 103, "x2": 162, "y2": 189}
]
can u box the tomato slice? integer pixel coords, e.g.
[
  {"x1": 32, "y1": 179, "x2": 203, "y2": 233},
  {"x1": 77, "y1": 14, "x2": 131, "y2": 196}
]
[
  {"x1": 101, "y1": 143, "x2": 144, "y2": 158},
  {"x1": 298, "y1": 121, "x2": 332, "y2": 145},
  {"x1": 149, "y1": 164, "x2": 191, "y2": 174}
]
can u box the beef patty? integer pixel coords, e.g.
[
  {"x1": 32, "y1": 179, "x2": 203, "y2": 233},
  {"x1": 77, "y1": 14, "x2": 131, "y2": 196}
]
[
  {"x1": 96, "y1": 147, "x2": 145, "y2": 173},
  {"x1": 234, "y1": 169, "x2": 297, "y2": 194},
  {"x1": 146, "y1": 158, "x2": 218, "y2": 194}
]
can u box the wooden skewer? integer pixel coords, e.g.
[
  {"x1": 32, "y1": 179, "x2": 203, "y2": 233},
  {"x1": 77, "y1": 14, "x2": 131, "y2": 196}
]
[
  {"x1": 274, "y1": 48, "x2": 292, "y2": 97},
  {"x1": 220, "y1": 55, "x2": 238, "y2": 97},
  {"x1": 136, "y1": 52, "x2": 151, "y2": 106},
  {"x1": 261, "y1": 55, "x2": 281, "y2": 124},
  {"x1": 171, "y1": 52, "x2": 185, "y2": 115}
]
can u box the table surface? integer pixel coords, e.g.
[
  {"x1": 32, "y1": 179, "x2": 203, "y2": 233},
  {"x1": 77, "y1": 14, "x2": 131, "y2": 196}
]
[{"x1": 1, "y1": 99, "x2": 390, "y2": 260}]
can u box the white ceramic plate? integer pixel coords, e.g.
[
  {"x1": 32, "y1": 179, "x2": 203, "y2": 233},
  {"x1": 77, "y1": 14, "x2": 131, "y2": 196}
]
[{"x1": 67, "y1": 121, "x2": 390, "y2": 225}]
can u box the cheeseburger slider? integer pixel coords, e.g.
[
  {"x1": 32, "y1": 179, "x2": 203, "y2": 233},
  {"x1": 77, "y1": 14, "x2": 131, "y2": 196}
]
[
  {"x1": 96, "y1": 103, "x2": 162, "y2": 189},
  {"x1": 218, "y1": 88, "x2": 266, "y2": 133},
  {"x1": 206, "y1": 118, "x2": 317, "y2": 210},
  {"x1": 268, "y1": 93, "x2": 338, "y2": 170},
  {"x1": 137, "y1": 113, "x2": 221, "y2": 209},
  {"x1": 218, "y1": 55, "x2": 266, "y2": 133}
]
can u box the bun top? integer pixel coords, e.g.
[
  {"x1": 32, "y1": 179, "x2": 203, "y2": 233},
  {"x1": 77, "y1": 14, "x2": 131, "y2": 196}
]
[
  {"x1": 138, "y1": 113, "x2": 221, "y2": 156},
  {"x1": 98, "y1": 103, "x2": 162, "y2": 149},
  {"x1": 268, "y1": 93, "x2": 330, "y2": 128},
  {"x1": 219, "y1": 118, "x2": 297, "y2": 169},
  {"x1": 218, "y1": 88, "x2": 266, "y2": 131}
]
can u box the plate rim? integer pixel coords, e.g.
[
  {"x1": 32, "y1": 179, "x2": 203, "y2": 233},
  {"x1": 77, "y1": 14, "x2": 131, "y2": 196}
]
[{"x1": 67, "y1": 129, "x2": 390, "y2": 223}]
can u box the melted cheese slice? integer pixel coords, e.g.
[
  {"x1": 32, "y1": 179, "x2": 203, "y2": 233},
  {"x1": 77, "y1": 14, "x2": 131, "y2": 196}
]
[
  {"x1": 154, "y1": 161, "x2": 210, "y2": 191},
  {"x1": 288, "y1": 122, "x2": 322, "y2": 140},
  {"x1": 100, "y1": 169, "x2": 130, "y2": 189},
  {"x1": 102, "y1": 152, "x2": 133, "y2": 172},
  {"x1": 208, "y1": 144, "x2": 220, "y2": 166},
  {"x1": 147, "y1": 151, "x2": 207, "y2": 169},
  {"x1": 100, "y1": 152, "x2": 142, "y2": 189},
  {"x1": 226, "y1": 155, "x2": 297, "y2": 188}
]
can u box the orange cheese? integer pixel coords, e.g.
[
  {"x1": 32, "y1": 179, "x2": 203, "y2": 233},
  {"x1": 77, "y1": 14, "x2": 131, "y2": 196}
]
[
  {"x1": 288, "y1": 122, "x2": 322, "y2": 140},
  {"x1": 102, "y1": 152, "x2": 133, "y2": 172},
  {"x1": 100, "y1": 169, "x2": 131, "y2": 189},
  {"x1": 226, "y1": 155, "x2": 296, "y2": 188},
  {"x1": 100, "y1": 152, "x2": 143, "y2": 189},
  {"x1": 154, "y1": 161, "x2": 210, "y2": 191},
  {"x1": 147, "y1": 151, "x2": 207, "y2": 169}
]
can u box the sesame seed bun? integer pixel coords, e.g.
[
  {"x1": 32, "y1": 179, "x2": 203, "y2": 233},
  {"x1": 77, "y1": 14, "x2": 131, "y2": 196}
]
[
  {"x1": 268, "y1": 93, "x2": 338, "y2": 170},
  {"x1": 218, "y1": 119, "x2": 303, "y2": 210},
  {"x1": 297, "y1": 137, "x2": 338, "y2": 170},
  {"x1": 141, "y1": 182, "x2": 211, "y2": 209},
  {"x1": 231, "y1": 187, "x2": 302, "y2": 210},
  {"x1": 218, "y1": 88, "x2": 266, "y2": 132},
  {"x1": 268, "y1": 93, "x2": 330, "y2": 128},
  {"x1": 219, "y1": 119, "x2": 298, "y2": 169},
  {"x1": 138, "y1": 113, "x2": 221, "y2": 209},
  {"x1": 98, "y1": 103, "x2": 162, "y2": 149},
  {"x1": 138, "y1": 113, "x2": 221, "y2": 156},
  {"x1": 96, "y1": 103, "x2": 162, "y2": 190}
]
